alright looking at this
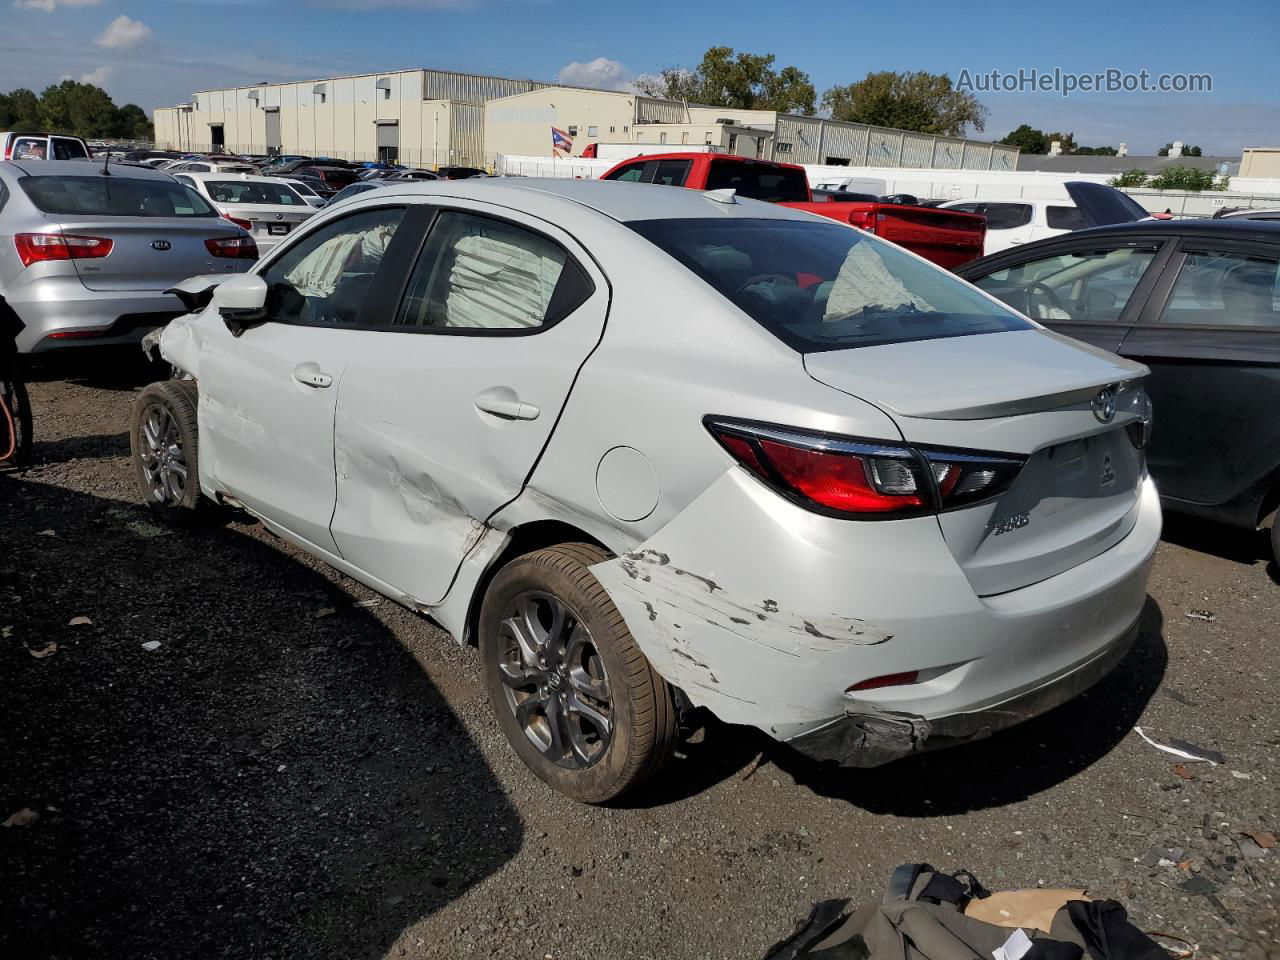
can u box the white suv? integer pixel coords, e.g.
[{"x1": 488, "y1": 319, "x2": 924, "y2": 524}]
[
  {"x1": 131, "y1": 179, "x2": 1160, "y2": 802},
  {"x1": 939, "y1": 198, "x2": 1086, "y2": 254}
]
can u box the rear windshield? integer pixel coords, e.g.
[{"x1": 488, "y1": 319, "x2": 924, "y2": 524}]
[
  {"x1": 20, "y1": 176, "x2": 217, "y2": 218},
  {"x1": 206, "y1": 180, "x2": 307, "y2": 206},
  {"x1": 629, "y1": 218, "x2": 1033, "y2": 352},
  {"x1": 706, "y1": 160, "x2": 809, "y2": 203}
]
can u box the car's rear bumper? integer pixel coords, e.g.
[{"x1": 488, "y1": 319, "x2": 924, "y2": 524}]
[
  {"x1": 784, "y1": 613, "x2": 1140, "y2": 766},
  {"x1": 10, "y1": 284, "x2": 189, "y2": 353},
  {"x1": 590, "y1": 470, "x2": 1161, "y2": 763}
]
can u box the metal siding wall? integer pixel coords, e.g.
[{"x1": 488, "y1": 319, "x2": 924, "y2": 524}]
[
  {"x1": 901, "y1": 133, "x2": 934, "y2": 168},
  {"x1": 450, "y1": 103, "x2": 484, "y2": 166},
  {"x1": 932, "y1": 139, "x2": 965, "y2": 169},
  {"x1": 635, "y1": 97, "x2": 686, "y2": 125},
  {"x1": 866, "y1": 129, "x2": 900, "y2": 166},
  {"x1": 991, "y1": 145, "x2": 1019, "y2": 170},
  {"x1": 775, "y1": 116, "x2": 822, "y2": 164},
  {"x1": 818, "y1": 122, "x2": 867, "y2": 163},
  {"x1": 422, "y1": 71, "x2": 541, "y2": 104}
]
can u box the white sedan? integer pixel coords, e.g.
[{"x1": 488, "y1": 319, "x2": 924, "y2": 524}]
[
  {"x1": 171, "y1": 172, "x2": 318, "y2": 252},
  {"x1": 131, "y1": 179, "x2": 1160, "y2": 802}
]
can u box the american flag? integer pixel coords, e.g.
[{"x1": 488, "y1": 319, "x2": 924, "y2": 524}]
[{"x1": 551, "y1": 126, "x2": 573, "y2": 156}]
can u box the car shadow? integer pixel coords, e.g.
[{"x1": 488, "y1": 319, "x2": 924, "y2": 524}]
[
  {"x1": 22, "y1": 349, "x2": 168, "y2": 393},
  {"x1": 765, "y1": 597, "x2": 1167, "y2": 816},
  {"x1": 0, "y1": 476, "x2": 522, "y2": 960},
  {"x1": 1160, "y1": 512, "x2": 1272, "y2": 565}
]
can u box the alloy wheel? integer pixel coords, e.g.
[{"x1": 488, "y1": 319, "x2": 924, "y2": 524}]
[
  {"x1": 498, "y1": 590, "x2": 613, "y2": 769},
  {"x1": 138, "y1": 402, "x2": 187, "y2": 506}
]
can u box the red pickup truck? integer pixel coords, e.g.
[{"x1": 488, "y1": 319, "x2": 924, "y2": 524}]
[{"x1": 599, "y1": 152, "x2": 986, "y2": 269}]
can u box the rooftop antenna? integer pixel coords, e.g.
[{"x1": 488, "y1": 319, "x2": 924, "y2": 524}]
[{"x1": 101, "y1": 149, "x2": 111, "y2": 176}]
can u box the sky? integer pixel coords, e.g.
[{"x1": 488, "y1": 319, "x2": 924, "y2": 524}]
[{"x1": 0, "y1": 0, "x2": 1277, "y2": 156}]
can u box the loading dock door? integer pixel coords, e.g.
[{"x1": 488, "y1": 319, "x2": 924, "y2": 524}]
[
  {"x1": 265, "y1": 109, "x2": 281, "y2": 155},
  {"x1": 377, "y1": 122, "x2": 399, "y2": 164}
]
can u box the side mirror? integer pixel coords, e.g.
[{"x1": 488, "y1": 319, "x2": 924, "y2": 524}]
[{"x1": 213, "y1": 273, "x2": 269, "y2": 336}]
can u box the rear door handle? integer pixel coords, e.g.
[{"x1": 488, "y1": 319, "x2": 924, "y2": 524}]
[
  {"x1": 293, "y1": 362, "x2": 333, "y2": 389},
  {"x1": 474, "y1": 387, "x2": 540, "y2": 421}
]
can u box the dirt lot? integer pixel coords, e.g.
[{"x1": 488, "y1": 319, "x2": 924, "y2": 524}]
[{"x1": 2, "y1": 368, "x2": 1277, "y2": 960}]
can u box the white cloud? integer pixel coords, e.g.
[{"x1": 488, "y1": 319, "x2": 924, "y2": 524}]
[
  {"x1": 14, "y1": 0, "x2": 102, "y2": 10},
  {"x1": 95, "y1": 15, "x2": 152, "y2": 50},
  {"x1": 557, "y1": 57, "x2": 634, "y2": 92},
  {"x1": 80, "y1": 65, "x2": 111, "y2": 86}
]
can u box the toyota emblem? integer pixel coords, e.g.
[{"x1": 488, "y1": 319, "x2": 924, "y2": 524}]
[
  {"x1": 150, "y1": 240, "x2": 171, "y2": 251},
  {"x1": 1092, "y1": 387, "x2": 1117, "y2": 423}
]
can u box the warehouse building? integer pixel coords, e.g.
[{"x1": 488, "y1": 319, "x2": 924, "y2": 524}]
[{"x1": 154, "y1": 67, "x2": 1017, "y2": 171}]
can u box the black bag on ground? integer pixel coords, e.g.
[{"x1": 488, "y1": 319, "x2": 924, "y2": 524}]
[{"x1": 763, "y1": 864, "x2": 1169, "y2": 960}]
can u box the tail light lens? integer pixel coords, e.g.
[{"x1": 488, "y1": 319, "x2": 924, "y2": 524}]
[
  {"x1": 205, "y1": 235, "x2": 258, "y2": 259},
  {"x1": 224, "y1": 214, "x2": 253, "y2": 231},
  {"x1": 15, "y1": 233, "x2": 113, "y2": 267},
  {"x1": 706, "y1": 418, "x2": 1026, "y2": 519}
]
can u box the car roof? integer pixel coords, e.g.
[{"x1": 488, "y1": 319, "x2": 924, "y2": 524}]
[
  {"x1": 178, "y1": 171, "x2": 298, "y2": 184},
  {"x1": 0, "y1": 158, "x2": 175, "y2": 180},
  {"x1": 358, "y1": 177, "x2": 819, "y2": 224},
  {"x1": 1065, "y1": 217, "x2": 1280, "y2": 243},
  {"x1": 942, "y1": 198, "x2": 1061, "y2": 205}
]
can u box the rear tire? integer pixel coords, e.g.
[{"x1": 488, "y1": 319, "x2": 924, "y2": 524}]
[
  {"x1": 130, "y1": 380, "x2": 211, "y2": 525},
  {"x1": 480, "y1": 543, "x2": 678, "y2": 803}
]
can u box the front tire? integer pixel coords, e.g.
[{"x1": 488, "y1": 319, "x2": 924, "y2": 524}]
[
  {"x1": 480, "y1": 543, "x2": 678, "y2": 803},
  {"x1": 130, "y1": 380, "x2": 209, "y2": 524}
]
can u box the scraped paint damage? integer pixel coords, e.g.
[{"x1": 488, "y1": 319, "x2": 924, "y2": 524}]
[{"x1": 593, "y1": 548, "x2": 893, "y2": 723}]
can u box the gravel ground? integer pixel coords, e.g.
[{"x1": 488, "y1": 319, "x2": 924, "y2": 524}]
[{"x1": 2, "y1": 368, "x2": 1276, "y2": 960}]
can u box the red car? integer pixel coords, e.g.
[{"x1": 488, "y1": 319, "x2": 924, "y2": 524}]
[{"x1": 599, "y1": 152, "x2": 986, "y2": 269}]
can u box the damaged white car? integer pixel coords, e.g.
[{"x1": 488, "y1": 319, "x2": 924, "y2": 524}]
[{"x1": 130, "y1": 179, "x2": 1161, "y2": 802}]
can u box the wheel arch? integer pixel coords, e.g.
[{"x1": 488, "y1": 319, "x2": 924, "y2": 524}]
[{"x1": 461, "y1": 519, "x2": 609, "y2": 646}]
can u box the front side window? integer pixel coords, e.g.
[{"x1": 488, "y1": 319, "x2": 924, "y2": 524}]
[
  {"x1": 1157, "y1": 250, "x2": 1280, "y2": 328},
  {"x1": 630, "y1": 217, "x2": 1032, "y2": 352},
  {"x1": 260, "y1": 207, "x2": 405, "y2": 326},
  {"x1": 52, "y1": 138, "x2": 88, "y2": 160},
  {"x1": 397, "y1": 211, "x2": 589, "y2": 332},
  {"x1": 205, "y1": 180, "x2": 306, "y2": 205},
  {"x1": 603, "y1": 162, "x2": 647, "y2": 183},
  {"x1": 705, "y1": 160, "x2": 809, "y2": 203},
  {"x1": 972, "y1": 246, "x2": 1158, "y2": 323},
  {"x1": 20, "y1": 175, "x2": 217, "y2": 217}
]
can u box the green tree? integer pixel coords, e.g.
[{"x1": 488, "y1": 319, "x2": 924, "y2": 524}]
[
  {"x1": 1071, "y1": 145, "x2": 1119, "y2": 156},
  {"x1": 821, "y1": 71, "x2": 987, "y2": 136},
  {"x1": 1042, "y1": 131, "x2": 1078, "y2": 154},
  {"x1": 39, "y1": 80, "x2": 119, "y2": 138},
  {"x1": 1108, "y1": 170, "x2": 1150, "y2": 187},
  {"x1": 1147, "y1": 165, "x2": 1225, "y2": 191},
  {"x1": 1158, "y1": 142, "x2": 1203, "y2": 157},
  {"x1": 114, "y1": 103, "x2": 153, "y2": 140},
  {"x1": 3, "y1": 88, "x2": 43, "y2": 130},
  {"x1": 636, "y1": 47, "x2": 816, "y2": 114},
  {"x1": 1000, "y1": 124, "x2": 1048, "y2": 154}
]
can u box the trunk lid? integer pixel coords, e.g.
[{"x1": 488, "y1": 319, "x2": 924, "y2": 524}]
[
  {"x1": 1064, "y1": 181, "x2": 1149, "y2": 227},
  {"x1": 56, "y1": 217, "x2": 250, "y2": 291},
  {"x1": 220, "y1": 203, "x2": 314, "y2": 243},
  {"x1": 805, "y1": 329, "x2": 1151, "y2": 595}
]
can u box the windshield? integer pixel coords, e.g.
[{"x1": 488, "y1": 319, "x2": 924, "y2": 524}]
[
  {"x1": 205, "y1": 180, "x2": 307, "y2": 206},
  {"x1": 629, "y1": 218, "x2": 1032, "y2": 352},
  {"x1": 705, "y1": 160, "x2": 810, "y2": 203},
  {"x1": 20, "y1": 175, "x2": 218, "y2": 218}
]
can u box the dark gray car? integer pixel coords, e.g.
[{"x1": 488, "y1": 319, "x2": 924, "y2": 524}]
[
  {"x1": 0, "y1": 159, "x2": 256, "y2": 353},
  {"x1": 957, "y1": 187, "x2": 1280, "y2": 561}
]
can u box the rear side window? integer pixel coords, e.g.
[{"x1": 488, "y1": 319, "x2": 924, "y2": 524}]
[
  {"x1": 982, "y1": 203, "x2": 1033, "y2": 230},
  {"x1": 651, "y1": 159, "x2": 691, "y2": 186},
  {"x1": 706, "y1": 160, "x2": 809, "y2": 203},
  {"x1": 52, "y1": 138, "x2": 88, "y2": 160},
  {"x1": 630, "y1": 217, "x2": 1031, "y2": 352},
  {"x1": 11, "y1": 137, "x2": 47, "y2": 160},
  {"x1": 396, "y1": 211, "x2": 591, "y2": 332},
  {"x1": 1157, "y1": 250, "x2": 1280, "y2": 328},
  {"x1": 19, "y1": 176, "x2": 218, "y2": 217},
  {"x1": 1046, "y1": 206, "x2": 1086, "y2": 230}
]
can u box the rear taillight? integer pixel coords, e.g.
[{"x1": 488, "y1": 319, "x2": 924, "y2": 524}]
[
  {"x1": 706, "y1": 418, "x2": 1025, "y2": 519},
  {"x1": 224, "y1": 214, "x2": 253, "y2": 231},
  {"x1": 15, "y1": 233, "x2": 113, "y2": 267},
  {"x1": 204, "y1": 235, "x2": 258, "y2": 259}
]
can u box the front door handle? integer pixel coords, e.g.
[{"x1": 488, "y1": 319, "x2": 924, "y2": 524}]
[
  {"x1": 293, "y1": 362, "x2": 333, "y2": 389},
  {"x1": 475, "y1": 387, "x2": 540, "y2": 421}
]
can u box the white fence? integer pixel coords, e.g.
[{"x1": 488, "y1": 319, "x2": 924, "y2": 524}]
[{"x1": 495, "y1": 155, "x2": 1280, "y2": 217}]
